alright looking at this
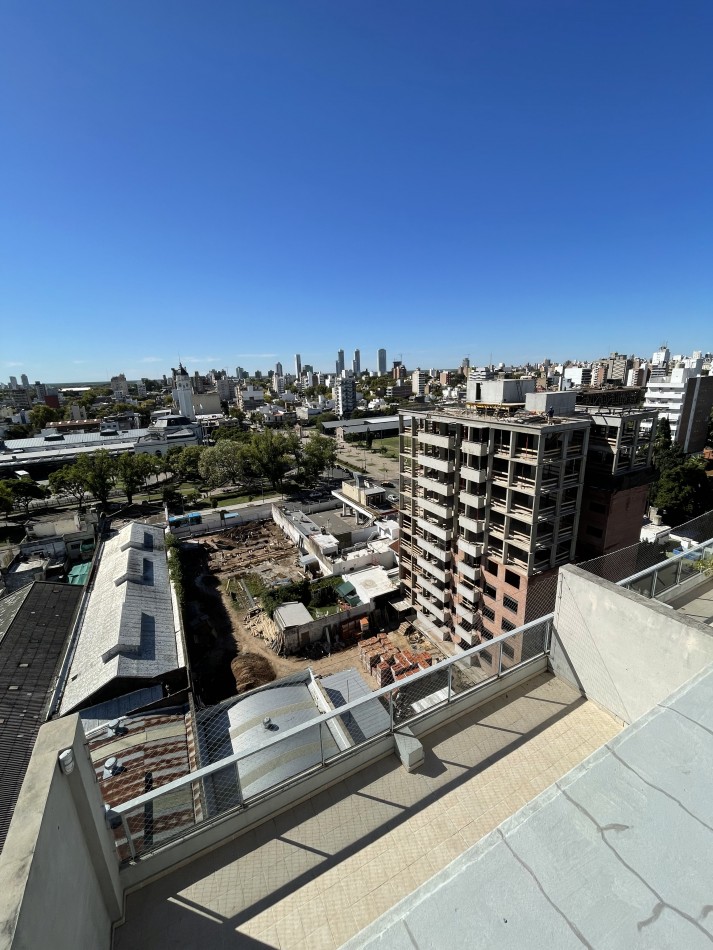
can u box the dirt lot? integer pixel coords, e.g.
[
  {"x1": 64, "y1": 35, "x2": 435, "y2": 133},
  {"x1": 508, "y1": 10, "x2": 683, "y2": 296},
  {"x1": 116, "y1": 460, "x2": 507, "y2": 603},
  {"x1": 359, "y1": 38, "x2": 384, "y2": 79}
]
[{"x1": 179, "y1": 520, "x2": 448, "y2": 704}]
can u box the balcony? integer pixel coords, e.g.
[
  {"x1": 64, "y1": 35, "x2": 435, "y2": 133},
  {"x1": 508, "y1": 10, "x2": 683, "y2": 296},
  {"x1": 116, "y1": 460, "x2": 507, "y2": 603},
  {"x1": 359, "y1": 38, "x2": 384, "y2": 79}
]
[
  {"x1": 510, "y1": 503, "x2": 534, "y2": 521},
  {"x1": 418, "y1": 575, "x2": 450, "y2": 604},
  {"x1": 418, "y1": 431, "x2": 453, "y2": 450},
  {"x1": 457, "y1": 581, "x2": 480, "y2": 604},
  {"x1": 459, "y1": 490, "x2": 485, "y2": 510},
  {"x1": 417, "y1": 516, "x2": 452, "y2": 544},
  {"x1": 419, "y1": 475, "x2": 454, "y2": 497},
  {"x1": 461, "y1": 439, "x2": 489, "y2": 457},
  {"x1": 459, "y1": 514, "x2": 483, "y2": 534},
  {"x1": 460, "y1": 465, "x2": 487, "y2": 484},
  {"x1": 455, "y1": 600, "x2": 479, "y2": 625},
  {"x1": 418, "y1": 537, "x2": 450, "y2": 562},
  {"x1": 454, "y1": 619, "x2": 478, "y2": 646},
  {"x1": 417, "y1": 453, "x2": 455, "y2": 475},
  {"x1": 416, "y1": 591, "x2": 446, "y2": 622},
  {"x1": 458, "y1": 538, "x2": 483, "y2": 559},
  {"x1": 416, "y1": 555, "x2": 450, "y2": 585},
  {"x1": 419, "y1": 495, "x2": 451, "y2": 519},
  {"x1": 456, "y1": 560, "x2": 480, "y2": 582}
]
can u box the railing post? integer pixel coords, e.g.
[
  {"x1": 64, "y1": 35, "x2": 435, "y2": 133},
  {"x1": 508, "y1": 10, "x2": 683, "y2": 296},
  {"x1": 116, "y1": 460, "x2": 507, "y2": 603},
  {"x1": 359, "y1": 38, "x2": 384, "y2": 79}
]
[
  {"x1": 649, "y1": 569, "x2": 657, "y2": 599},
  {"x1": 319, "y1": 721, "x2": 325, "y2": 765},
  {"x1": 447, "y1": 664, "x2": 452, "y2": 703},
  {"x1": 121, "y1": 814, "x2": 137, "y2": 861},
  {"x1": 675, "y1": 557, "x2": 683, "y2": 586},
  {"x1": 497, "y1": 642, "x2": 503, "y2": 677},
  {"x1": 389, "y1": 690, "x2": 394, "y2": 731}
]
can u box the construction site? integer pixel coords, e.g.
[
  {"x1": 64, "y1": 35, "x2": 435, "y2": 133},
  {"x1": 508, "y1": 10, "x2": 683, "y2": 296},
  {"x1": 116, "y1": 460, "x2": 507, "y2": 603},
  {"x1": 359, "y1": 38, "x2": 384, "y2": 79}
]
[{"x1": 176, "y1": 516, "x2": 448, "y2": 705}]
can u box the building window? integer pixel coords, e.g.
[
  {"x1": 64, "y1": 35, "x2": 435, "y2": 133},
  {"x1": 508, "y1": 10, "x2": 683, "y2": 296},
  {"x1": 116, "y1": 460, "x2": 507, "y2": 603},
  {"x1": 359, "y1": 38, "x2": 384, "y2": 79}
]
[
  {"x1": 486, "y1": 559, "x2": 499, "y2": 576},
  {"x1": 483, "y1": 583, "x2": 496, "y2": 600},
  {"x1": 504, "y1": 569, "x2": 520, "y2": 589},
  {"x1": 502, "y1": 642, "x2": 515, "y2": 659},
  {"x1": 501, "y1": 619, "x2": 516, "y2": 633},
  {"x1": 503, "y1": 595, "x2": 518, "y2": 614},
  {"x1": 482, "y1": 605, "x2": 495, "y2": 621},
  {"x1": 480, "y1": 649, "x2": 492, "y2": 663},
  {"x1": 586, "y1": 525, "x2": 603, "y2": 538}
]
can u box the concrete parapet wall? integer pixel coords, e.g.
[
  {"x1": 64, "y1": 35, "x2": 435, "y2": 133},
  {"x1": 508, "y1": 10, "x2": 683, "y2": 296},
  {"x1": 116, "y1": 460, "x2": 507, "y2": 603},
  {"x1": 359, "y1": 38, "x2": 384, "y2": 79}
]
[
  {"x1": 551, "y1": 564, "x2": 713, "y2": 725},
  {"x1": 0, "y1": 716, "x2": 122, "y2": 950}
]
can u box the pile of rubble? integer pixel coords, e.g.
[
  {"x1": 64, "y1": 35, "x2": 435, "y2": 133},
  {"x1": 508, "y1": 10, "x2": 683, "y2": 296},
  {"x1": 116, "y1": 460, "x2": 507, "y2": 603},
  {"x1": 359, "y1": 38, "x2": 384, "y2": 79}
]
[{"x1": 359, "y1": 634, "x2": 433, "y2": 688}]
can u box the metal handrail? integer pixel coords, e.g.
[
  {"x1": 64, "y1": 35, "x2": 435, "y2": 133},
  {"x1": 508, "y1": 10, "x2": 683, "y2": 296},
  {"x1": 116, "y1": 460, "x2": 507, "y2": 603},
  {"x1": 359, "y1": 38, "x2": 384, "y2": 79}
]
[
  {"x1": 111, "y1": 613, "x2": 553, "y2": 819},
  {"x1": 617, "y1": 536, "x2": 713, "y2": 587}
]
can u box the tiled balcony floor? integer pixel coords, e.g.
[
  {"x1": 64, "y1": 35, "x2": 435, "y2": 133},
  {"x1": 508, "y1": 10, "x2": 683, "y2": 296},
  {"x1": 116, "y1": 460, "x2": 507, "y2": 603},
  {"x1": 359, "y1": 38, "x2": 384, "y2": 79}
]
[{"x1": 114, "y1": 672, "x2": 620, "y2": 950}]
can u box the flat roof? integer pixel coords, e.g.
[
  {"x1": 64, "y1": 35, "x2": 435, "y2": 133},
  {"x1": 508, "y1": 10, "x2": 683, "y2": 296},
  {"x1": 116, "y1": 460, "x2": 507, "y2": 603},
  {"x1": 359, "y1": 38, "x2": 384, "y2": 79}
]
[
  {"x1": 352, "y1": 662, "x2": 713, "y2": 950},
  {"x1": 347, "y1": 565, "x2": 397, "y2": 603},
  {"x1": 0, "y1": 581, "x2": 82, "y2": 853}
]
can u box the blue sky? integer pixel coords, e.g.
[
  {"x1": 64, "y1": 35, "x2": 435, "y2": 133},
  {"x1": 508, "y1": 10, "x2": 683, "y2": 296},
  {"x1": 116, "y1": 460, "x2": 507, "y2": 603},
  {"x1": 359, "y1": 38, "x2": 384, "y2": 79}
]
[{"x1": 1, "y1": 0, "x2": 711, "y2": 382}]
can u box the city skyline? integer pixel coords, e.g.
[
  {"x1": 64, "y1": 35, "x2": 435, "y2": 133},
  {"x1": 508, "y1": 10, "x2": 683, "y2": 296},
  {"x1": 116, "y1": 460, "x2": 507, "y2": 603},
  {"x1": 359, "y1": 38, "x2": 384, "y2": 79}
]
[{"x1": 1, "y1": 1, "x2": 711, "y2": 379}]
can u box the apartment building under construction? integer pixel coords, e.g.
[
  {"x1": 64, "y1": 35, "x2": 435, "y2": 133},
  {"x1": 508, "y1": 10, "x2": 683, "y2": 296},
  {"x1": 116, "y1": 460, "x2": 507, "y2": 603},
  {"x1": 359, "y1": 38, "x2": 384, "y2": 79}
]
[{"x1": 398, "y1": 383, "x2": 657, "y2": 667}]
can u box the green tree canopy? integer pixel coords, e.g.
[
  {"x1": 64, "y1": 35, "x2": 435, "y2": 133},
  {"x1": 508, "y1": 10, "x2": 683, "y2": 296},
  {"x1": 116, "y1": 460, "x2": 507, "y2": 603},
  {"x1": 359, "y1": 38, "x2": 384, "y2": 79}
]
[
  {"x1": 76, "y1": 450, "x2": 116, "y2": 508},
  {"x1": 29, "y1": 404, "x2": 60, "y2": 431},
  {"x1": 49, "y1": 465, "x2": 90, "y2": 511}
]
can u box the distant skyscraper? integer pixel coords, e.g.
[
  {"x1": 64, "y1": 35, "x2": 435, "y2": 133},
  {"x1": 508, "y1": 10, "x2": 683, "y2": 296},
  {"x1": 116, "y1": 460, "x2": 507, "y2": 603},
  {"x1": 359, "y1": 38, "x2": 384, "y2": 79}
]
[
  {"x1": 20, "y1": 374, "x2": 29, "y2": 389},
  {"x1": 337, "y1": 349, "x2": 345, "y2": 374},
  {"x1": 9, "y1": 376, "x2": 18, "y2": 389},
  {"x1": 377, "y1": 349, "x2": 387, "y2": 375},
  {"x1": 294, "y1": 354, "x2": 302, "y2": 377},
  {"x1": 352, "y1": 349, "x2": 361, "y2": 375},
  {"x1": 275, "y1": 362, "x2": 283, "y2": 378}
]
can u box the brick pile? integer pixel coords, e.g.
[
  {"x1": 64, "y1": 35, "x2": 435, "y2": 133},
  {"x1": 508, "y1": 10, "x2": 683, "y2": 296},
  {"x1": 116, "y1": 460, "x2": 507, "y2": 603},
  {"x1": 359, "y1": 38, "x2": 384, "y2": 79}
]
[{"x1": 358, "y1": 635, "x2": 432, "y2": 688}]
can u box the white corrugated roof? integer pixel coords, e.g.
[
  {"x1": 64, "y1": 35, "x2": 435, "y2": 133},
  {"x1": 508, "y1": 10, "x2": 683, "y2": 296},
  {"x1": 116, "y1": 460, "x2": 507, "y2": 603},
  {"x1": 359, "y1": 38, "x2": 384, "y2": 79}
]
[{"x1": 59, "y1": 522, "x2": 183, "y2": 714}]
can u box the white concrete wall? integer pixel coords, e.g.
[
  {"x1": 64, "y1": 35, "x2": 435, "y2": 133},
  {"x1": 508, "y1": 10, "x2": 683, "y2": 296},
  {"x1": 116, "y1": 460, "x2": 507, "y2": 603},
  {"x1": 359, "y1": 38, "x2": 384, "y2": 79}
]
[
  {"x1": 551, "y1": 565, "x2": 713, "y2": 725},
  {"x1": 0, "y1": 716, "x2": 122, "y2": 950}
]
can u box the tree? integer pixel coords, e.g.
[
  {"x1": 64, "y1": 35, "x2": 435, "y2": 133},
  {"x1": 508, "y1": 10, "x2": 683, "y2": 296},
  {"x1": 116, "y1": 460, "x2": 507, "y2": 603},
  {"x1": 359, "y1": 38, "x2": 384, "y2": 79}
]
[
  {"x1": 651, "y1": 457, "x2": 713, "y2": 526},
  {"x1": 199, "y1": 441, "x2": 254, "y2": 489},
  {"x1": 8, "y1": 478, "x2": 48, "y2": 517},
  {"x1": 0, "y1": 483, "x2": 13, "y2": 520},
  {"x1": 250, "y1": 429, "x2": 296, "y2": 491},
  {"x1": 302, "y1": 433, "x2": 338, "y2": 484},
  {"x1": 116, "y1": 453, "x2": 145, "y2": 505},
  {"x1": 29, "y1": 404, "x2": 59, "y2": 431},
  {"x1": 175, "y1": 446, "x2": 205, "y2": 482},
  {"x1": 49, "y1": 465, "x2": 90, "y2": 511},
  {"x1": 76, "y1": 450, "x2": 116, "y2": 509}
]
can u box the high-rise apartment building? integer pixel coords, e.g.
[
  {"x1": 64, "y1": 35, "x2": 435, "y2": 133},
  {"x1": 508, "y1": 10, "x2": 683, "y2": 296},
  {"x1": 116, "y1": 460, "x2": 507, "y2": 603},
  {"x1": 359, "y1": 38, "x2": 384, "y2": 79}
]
[
  {"x1": 644, "y1": 362, "x2": 713, "y2": 453},
  {"x1": 398, "y1": 394, "x2": 656, "y2": 668},
  {"x1": 294, "y1": 354, "x2": 301, "y2": 377},
  {"x1": 9, "y1": 376, "x2": 18, "y2": 389},
  {"x1": 333, "y1": 376, "x2": 357, "y2": 418},
  {"x1": 412, "y1": 369, "x2": 427, "y2": 396},
  {"x1": 352, "y1": 349, "x2": 361, "y2": 375},
  {"x1": 275, "y1": 362, "x2": 283, "y2": 378},
  {"x1": 336, "y1": 349, "x2": 345, "y2": 374},
  {"x1": 377, "y1": 348, "x2": 387, "y2": 375},
  {"x1": 20, "y1": 374, "x2": 29, "y2": 389}
]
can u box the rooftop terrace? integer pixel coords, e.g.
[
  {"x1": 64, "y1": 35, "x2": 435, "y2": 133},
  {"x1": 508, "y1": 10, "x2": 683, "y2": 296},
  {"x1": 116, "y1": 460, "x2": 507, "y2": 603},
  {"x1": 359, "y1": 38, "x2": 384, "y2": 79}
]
[
  {"x1": 114, "y1": 673, "x2": 619, "y2": 949},
  {"x1": 3, "y1": 535, "x2": 713, "y2": 950}
]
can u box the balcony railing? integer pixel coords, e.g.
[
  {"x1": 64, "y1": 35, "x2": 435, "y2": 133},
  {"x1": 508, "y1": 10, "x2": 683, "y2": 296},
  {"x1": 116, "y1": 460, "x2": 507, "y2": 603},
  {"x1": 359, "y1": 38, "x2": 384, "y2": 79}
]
[
  {"x1": 618, "y1": 537, "x2": 713, "y2": 601},
  {"x1": 461, "y1": 439, "x2": 489, "y2": 457},
  {"x1": 418, "y1": 431, "x2": 453, "y2": 450},
  {"x1": 419, "y1": 475, "x2": 454, "y2": 497},
  {"x1": 417, "y1": 453, "x2": 455, "y2": 474},
  {"x1": 106, "y1": 606, "x2": 555, "y2": 867}
]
